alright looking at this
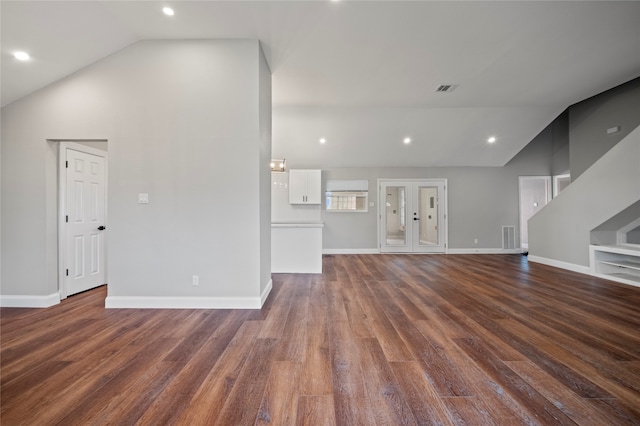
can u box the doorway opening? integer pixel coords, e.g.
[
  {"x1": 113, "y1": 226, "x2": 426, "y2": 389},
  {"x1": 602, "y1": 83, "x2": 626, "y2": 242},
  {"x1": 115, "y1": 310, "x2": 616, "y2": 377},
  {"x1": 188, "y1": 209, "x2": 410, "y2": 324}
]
[
  {"x1": 378, "y1": 179, "x2": 447, "y2": 253},
  {"x1": 518, "y1": 176, "x2": 551, "y2": 253},
  {"x1": 57, "y1": 141, "x2": 108, "y2": 299},
  {"x1": 553, "y1": 173, "x2": 571, "y2": 197}
]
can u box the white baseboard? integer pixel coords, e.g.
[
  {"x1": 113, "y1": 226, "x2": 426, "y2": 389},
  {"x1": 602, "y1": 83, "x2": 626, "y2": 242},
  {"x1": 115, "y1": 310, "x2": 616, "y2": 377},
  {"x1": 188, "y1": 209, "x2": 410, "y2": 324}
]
[
  {"x1": 528, "y1": 255, "x2": 590, "y2": 275},
  {"x1": 323, "y1": 248, "x2": 380, "y2": 255},
  {"x1": 105, "y1": 295, "x2": 264, "y2": 309},
  {"x1": 447, "y1": 248, "x2": 523, "y2": 254},
  {"x1": 260, "y1": 279, "x2": 273, "y2": 307},
  {"x1": 0, "y1": 293, "x2": 60, "y2": 308}
]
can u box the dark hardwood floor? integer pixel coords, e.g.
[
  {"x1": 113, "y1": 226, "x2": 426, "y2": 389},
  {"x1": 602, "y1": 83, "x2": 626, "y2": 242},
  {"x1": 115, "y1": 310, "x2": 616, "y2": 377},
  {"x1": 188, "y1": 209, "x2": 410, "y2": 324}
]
[{"x1": 2, "y1": 254, "x2": 640, "y2": 425}]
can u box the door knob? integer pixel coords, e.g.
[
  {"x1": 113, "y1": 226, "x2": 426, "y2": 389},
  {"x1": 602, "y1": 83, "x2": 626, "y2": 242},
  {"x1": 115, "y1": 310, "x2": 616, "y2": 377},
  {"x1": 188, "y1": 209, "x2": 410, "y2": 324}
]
[
  {"x1": 97, "y1": 226, "x2": 106, "y2": 231},
  {"x1": 413, "y1": 217, "x2": 420, "y2": 221}
]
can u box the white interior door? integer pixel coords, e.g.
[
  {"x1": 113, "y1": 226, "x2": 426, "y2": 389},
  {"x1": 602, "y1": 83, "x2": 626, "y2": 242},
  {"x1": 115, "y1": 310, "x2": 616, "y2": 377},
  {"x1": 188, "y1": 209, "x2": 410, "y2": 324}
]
[
  {"x1": 519, "y1": 176, "x2": 551, "y2": 251},
  {"x1": 380, "y1": 180, "x2": 447, "y2": 253},
  {"x1": 65, "y1": 147, "x2": 107, "y2": 296}
]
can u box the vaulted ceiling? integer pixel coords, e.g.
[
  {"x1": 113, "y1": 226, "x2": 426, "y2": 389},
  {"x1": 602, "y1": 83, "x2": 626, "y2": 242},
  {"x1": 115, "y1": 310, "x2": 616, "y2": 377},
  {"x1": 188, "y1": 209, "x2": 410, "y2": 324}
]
[{"x1": 2, "y1": 1, "x2": 639, "y2": 167}]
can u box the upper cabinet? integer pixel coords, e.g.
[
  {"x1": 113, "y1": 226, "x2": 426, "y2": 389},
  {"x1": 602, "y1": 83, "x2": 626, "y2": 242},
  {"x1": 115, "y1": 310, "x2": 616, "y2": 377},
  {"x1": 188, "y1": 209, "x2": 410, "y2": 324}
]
[{"x1": 289, "y1": 169, "x2": 321, "y2": 204}]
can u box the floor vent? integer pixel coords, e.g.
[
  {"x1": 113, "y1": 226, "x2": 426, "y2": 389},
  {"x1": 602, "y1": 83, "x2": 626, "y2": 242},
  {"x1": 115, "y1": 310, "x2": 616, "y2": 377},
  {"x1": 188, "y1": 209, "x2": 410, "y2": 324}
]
[{"x1": 502, "y1": 226, "x2": 516, "y2": 250}]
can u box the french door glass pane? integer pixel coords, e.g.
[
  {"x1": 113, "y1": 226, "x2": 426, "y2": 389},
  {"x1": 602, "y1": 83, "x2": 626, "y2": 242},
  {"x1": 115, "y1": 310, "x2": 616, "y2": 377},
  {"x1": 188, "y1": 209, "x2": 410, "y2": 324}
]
[
  {"x1": 418, "y1": 186, "x2": 438, "y2": 245},
  {"x1": 385, "y1": 186, "x2": 406, "y2": 245}
]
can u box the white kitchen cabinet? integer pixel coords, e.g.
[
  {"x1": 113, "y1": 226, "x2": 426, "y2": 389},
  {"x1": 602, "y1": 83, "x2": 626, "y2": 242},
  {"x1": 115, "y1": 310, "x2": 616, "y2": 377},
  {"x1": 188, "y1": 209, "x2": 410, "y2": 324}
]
[{"x1": 289, "y1": 169, "x2": 321, "y2": 204}]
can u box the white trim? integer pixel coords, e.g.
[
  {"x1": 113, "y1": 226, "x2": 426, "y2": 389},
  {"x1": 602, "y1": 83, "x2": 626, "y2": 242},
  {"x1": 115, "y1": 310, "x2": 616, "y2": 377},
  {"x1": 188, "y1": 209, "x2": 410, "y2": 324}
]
[
  {"x1": 590, "y1": 272, "x2": 640, "y2": 289},
  {"x1": 447, "y1": 248, "x2": 522, "y2": 254},
  {"x1": 323, "y1": 248, "x2": 380, "y2": 255},
  {"x1": 105, "y1": 295, "x2": 265, "y2": 309},
  {"x1": 272, "y1": 222, "x2": 324, "y2": 228},
  {"x1": 552, "y1": 173, "x2": 571, "y2": 198},
  {"x1": 0, "y1": 293, "x2": 61, "y2": 308},
  {"x1": 58, "y1": 141, "x2": 108, "y2": 300},
  {"x1": 528, "y1": 255, "x2": 590, "y2": 275},
  {"x1": 261, "y1": 279, "x2": 273, "y2": 306},
  {"x1": 617, "y1": 218, "x2": 640, "y2": 244}
]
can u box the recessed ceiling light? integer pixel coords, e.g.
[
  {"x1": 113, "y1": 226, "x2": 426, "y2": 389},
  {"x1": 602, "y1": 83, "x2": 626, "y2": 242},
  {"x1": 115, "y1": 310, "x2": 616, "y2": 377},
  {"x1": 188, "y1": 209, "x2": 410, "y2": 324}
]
[
  {"x1": 487, "y1": 136, "x2": 496, "y2": 143},
  {"x1": 403, "y1": 137, "x2": 411, "y2": 144},
  {"x1": 14, "y1": 51, "x2": 30, "y2": 61},
  {"x1": 162, "y1": 7, "x2": 175, "y2": 16},
  {"x1": 319, "y1": 138, "x2": 326, "y2": 144}
]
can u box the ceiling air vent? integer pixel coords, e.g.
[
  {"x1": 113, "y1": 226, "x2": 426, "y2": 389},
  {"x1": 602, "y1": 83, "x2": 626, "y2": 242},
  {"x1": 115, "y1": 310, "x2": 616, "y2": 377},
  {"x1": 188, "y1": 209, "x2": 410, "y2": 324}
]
[{"x1": 435, "y1": 84, "x2": 458, "y2": 93}]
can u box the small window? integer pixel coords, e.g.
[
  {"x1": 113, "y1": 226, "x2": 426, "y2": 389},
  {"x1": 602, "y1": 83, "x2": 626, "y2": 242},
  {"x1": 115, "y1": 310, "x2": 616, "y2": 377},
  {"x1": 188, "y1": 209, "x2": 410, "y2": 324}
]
[{"x1": 325, "y1": 191, "x2": 368, "y2": 212}]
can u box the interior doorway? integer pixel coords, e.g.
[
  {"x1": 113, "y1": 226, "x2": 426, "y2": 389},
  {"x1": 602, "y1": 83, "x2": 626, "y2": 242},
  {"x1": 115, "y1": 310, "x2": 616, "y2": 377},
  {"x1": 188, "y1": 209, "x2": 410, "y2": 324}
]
[
  {"x1": 58, "y1": 142, "x2": 108, "y2": 299},
  {"x1": 379, "y1": 179, "x2": 447, "y2": 253},
  {"x1": 519, "y1": 176, "x2": 551, "y2": 252},
  {"x1": 553, "y1": 173, "x2": 571, "y2": 197}
]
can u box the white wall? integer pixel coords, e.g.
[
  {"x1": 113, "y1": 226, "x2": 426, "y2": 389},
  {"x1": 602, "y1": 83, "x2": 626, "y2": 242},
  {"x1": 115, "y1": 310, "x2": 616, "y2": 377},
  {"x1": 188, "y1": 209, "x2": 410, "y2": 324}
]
[
  {"x1": 529, "y1": 126, "x2": 640, "y2": 269},
  {"x1": 258, "y1": 46, "x2": 272, "y2": 299},
  {"x1": 1, "y1": 40, "x2": 271, "y2": 308}
]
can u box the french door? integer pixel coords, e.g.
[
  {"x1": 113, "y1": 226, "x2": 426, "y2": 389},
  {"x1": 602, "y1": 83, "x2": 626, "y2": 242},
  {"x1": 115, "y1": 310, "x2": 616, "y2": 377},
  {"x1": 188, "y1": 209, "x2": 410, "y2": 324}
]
[{"x1": 379, "y1": 180, "x2": 447, "y2": 253}]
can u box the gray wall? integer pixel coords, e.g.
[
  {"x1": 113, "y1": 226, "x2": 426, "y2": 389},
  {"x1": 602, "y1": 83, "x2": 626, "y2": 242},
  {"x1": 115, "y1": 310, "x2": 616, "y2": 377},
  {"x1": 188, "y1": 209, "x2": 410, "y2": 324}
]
[
  {"x1": 570, "y1": 78, "x2": 640, "y2": 179},
  {"x1": 294, "y1": 78, "x2": 639, "y2": 253},
  {"x1": 529, "y1": 127, "x2": 640, "y2": 267},
  {"x1": 289, "y1": 128, "x2": 553, "y2": 250},
  {"x1": 74, "y1": 141, "x2": 108, "y2": 152},
  {"x1": 590, "y1": 200, "x2": 640, "y2": 245},
  {"x1": 527, "y1": 77, "x2": 640, "y2": 267},
  {"x1": 1, "y1": 40, "x2": 271, "y2": 303}
]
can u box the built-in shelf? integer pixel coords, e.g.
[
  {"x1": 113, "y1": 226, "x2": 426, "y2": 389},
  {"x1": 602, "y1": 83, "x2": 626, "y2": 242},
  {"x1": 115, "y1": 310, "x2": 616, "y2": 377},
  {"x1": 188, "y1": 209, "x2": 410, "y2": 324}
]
[
  {"x1": 590, "y1": 244, "x2": 640, "y2": 287},
  {"x1": 598, "y1": 259, "x2": 640, "y2": 271}
]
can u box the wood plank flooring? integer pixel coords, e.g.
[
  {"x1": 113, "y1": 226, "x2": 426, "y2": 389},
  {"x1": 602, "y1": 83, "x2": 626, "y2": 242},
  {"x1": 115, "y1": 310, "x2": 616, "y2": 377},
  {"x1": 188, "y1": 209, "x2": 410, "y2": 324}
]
[{"x1": 2, "y1": 254, "x2": 640, "y2": 425}]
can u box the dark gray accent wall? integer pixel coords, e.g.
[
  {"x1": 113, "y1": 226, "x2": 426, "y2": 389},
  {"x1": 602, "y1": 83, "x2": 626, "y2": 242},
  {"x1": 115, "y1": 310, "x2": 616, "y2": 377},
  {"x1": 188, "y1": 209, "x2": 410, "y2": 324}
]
[
  {"x1": 551, "y1": 110, "x2": 570, "y2": 175},
  {"x1": 569, "y1": 78, "x2": 640, "y2": 179}
]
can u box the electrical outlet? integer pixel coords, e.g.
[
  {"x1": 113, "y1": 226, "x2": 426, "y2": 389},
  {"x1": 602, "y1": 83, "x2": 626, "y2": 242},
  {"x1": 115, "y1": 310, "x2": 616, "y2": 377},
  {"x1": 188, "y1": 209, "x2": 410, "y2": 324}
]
[
  {"x1": 474, "y1": 238, "x2": 478, "y2": 244},
  {"x1": 192, "y1": 275, "x2": 199, "y2": 286}
]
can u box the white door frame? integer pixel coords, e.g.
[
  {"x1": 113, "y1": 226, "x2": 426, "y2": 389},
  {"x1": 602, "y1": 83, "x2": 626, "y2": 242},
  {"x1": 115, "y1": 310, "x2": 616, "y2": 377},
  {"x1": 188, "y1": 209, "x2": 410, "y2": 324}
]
[
  {"x1": 552, "y1": 173, "x2": 571, "y2": 198},
  {"x1": 58, "y1": 142, "x2": 108, "y2": 300},
  {"x1": 377, "y1": 178, "x2": 448, "y2": 253}
]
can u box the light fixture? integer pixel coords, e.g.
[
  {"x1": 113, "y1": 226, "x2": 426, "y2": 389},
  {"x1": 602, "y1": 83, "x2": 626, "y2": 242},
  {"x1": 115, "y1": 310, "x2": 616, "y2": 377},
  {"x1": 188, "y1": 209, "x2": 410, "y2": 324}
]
[
  {"x1": 162, "y1": 7, "x2": 175, "y2": 16},
  {"x1": 487, "y1": 136, "x2": 496, "y2": 144},
  {"x1": 403, "y1": 137, "x2": 411, "y2": 144},
  {"x1": 14, "y1": 51, "x2": 30, "y2": 61},
  {"x1": 270, "y1": 158, "x2": 286, "y2": 172},
  {"x1": 319, "y1": 138, "x2": 326, "y2": 144}
]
